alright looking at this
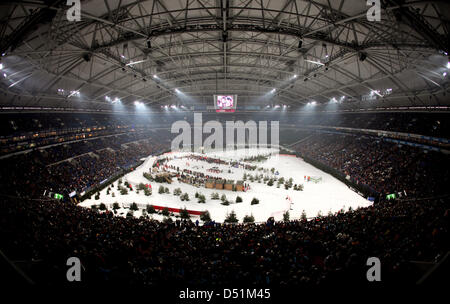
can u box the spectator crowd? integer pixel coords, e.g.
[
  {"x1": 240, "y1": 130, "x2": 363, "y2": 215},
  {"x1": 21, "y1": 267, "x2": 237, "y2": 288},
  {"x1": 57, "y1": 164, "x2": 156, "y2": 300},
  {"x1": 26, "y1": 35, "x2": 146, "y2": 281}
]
[
  {"x1": 0, "y1": 196, "x2": 448, "y2": 285},
  {"x1": 0, "y1": 132, "x2": 170, "y2": 198},
  {"x1": 293, "y1": 133, "x2": 450, "y2": 198},
  {"x1": 0, "y1": 112, "x2": 449, "y2": 285}
]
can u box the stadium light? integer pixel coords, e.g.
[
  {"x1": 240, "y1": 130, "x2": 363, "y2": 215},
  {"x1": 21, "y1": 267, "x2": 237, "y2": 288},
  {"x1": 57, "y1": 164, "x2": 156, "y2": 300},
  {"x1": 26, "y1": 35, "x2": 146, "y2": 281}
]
[
  {"x1": 126, "y1": 59, "x2": 147, "y2": 66},
  {"x1": 153, "y1": 74, "x2": 158, "y2": 79},
  {"x1": 270, "y1": 89, "x2": 276, "y2": 94},
  {"x1": 447, "y1": 62, "x2": 450, "y2": 69},
  {"x1": 370, "y1": 90, "x2": 382, "y2": 97},
  {"x1": 0, "y1": 63, "x2": 3, "y2": 70},
  {"x1": 305, "y1": 59, "x2": 324, "y2": 66},
  {"x1": 68, "y1": 90, "x2": 80, "y2": 98},
  {"x1": 106, "y1": 96, "x2": 121, "y2": 104}
]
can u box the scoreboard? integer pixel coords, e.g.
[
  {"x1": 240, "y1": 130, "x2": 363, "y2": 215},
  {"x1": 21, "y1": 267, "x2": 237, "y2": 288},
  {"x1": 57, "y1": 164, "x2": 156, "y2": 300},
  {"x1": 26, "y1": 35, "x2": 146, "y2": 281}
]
[{"x1": 214, "y1": 95, "x2": 237, "y2": 112}]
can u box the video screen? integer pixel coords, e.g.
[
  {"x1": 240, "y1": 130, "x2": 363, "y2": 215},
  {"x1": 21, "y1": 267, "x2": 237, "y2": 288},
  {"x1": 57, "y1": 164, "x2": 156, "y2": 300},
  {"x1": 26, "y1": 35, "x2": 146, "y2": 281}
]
[{"x1": 214, "y1": 95, "x2": 237, "y2": 112}]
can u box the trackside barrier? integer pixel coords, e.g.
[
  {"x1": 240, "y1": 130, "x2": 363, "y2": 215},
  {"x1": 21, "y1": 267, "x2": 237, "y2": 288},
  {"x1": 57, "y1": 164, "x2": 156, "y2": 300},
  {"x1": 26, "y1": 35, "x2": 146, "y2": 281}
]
[{"x1": 101, "y1": 202, "x2": 204, "y2": 216}]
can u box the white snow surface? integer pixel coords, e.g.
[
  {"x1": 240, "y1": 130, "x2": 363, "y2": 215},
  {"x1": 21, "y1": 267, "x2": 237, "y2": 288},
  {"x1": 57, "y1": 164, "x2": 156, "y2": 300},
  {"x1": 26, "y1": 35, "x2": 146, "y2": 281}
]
[{"x1": 80, "y1": 148, "x2": 372, "y2": 223}]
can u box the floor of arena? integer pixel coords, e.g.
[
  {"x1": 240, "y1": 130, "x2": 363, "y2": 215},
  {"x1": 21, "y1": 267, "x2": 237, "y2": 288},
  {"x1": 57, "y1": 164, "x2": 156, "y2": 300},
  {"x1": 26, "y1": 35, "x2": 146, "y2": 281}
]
[{"x1": 80, "y1": 148, "x2": 372, "y2": 222}]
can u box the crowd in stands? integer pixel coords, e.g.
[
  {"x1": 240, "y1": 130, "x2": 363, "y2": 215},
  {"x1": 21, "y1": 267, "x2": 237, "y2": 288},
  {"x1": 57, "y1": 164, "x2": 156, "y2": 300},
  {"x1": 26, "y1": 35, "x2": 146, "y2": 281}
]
[
  {"x1": 293, "y1": 133, "x2": 450, "y2": 197},
  {"x1": 1, "y1": 123, "x2": 449, "y2": 201},
  {"x1": 2, "y1": 112, "x2": 448, "y2": 138},
  {"x1": 0, "y1": 195, "x2": 447, "y2": 285},
  {"x1": 0, "y1": 133, "x2": 170, "y2": 198},
  {"x1": 1, "y1": 111, "x2": 449, "y2": 155},
  {"x1": 0, "y1": 112, "x2": 449, "y2": 285},
  {"x1": 0, "y1": 113, "x2": 173, "y2": 155},
  {"x1": 0, "y1": 113, "x2": 133, "y2": 136},
  {"x1": 281, "y1": 112, "x2": 450, "y2": 138}
]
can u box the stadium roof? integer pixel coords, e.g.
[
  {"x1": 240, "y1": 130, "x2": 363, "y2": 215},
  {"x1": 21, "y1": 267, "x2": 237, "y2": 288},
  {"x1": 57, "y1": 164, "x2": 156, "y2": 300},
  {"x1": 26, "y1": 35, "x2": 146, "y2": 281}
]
[{"x1": 0, "y1": 0, "x2": 449, "y2": 112}]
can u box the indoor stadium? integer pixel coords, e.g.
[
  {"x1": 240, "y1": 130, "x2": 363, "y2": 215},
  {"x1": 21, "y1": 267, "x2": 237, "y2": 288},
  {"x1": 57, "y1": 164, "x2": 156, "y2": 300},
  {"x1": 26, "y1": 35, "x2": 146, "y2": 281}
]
[{"x1": 0, "y1": 0, "x2": 449, "y2": 294}]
